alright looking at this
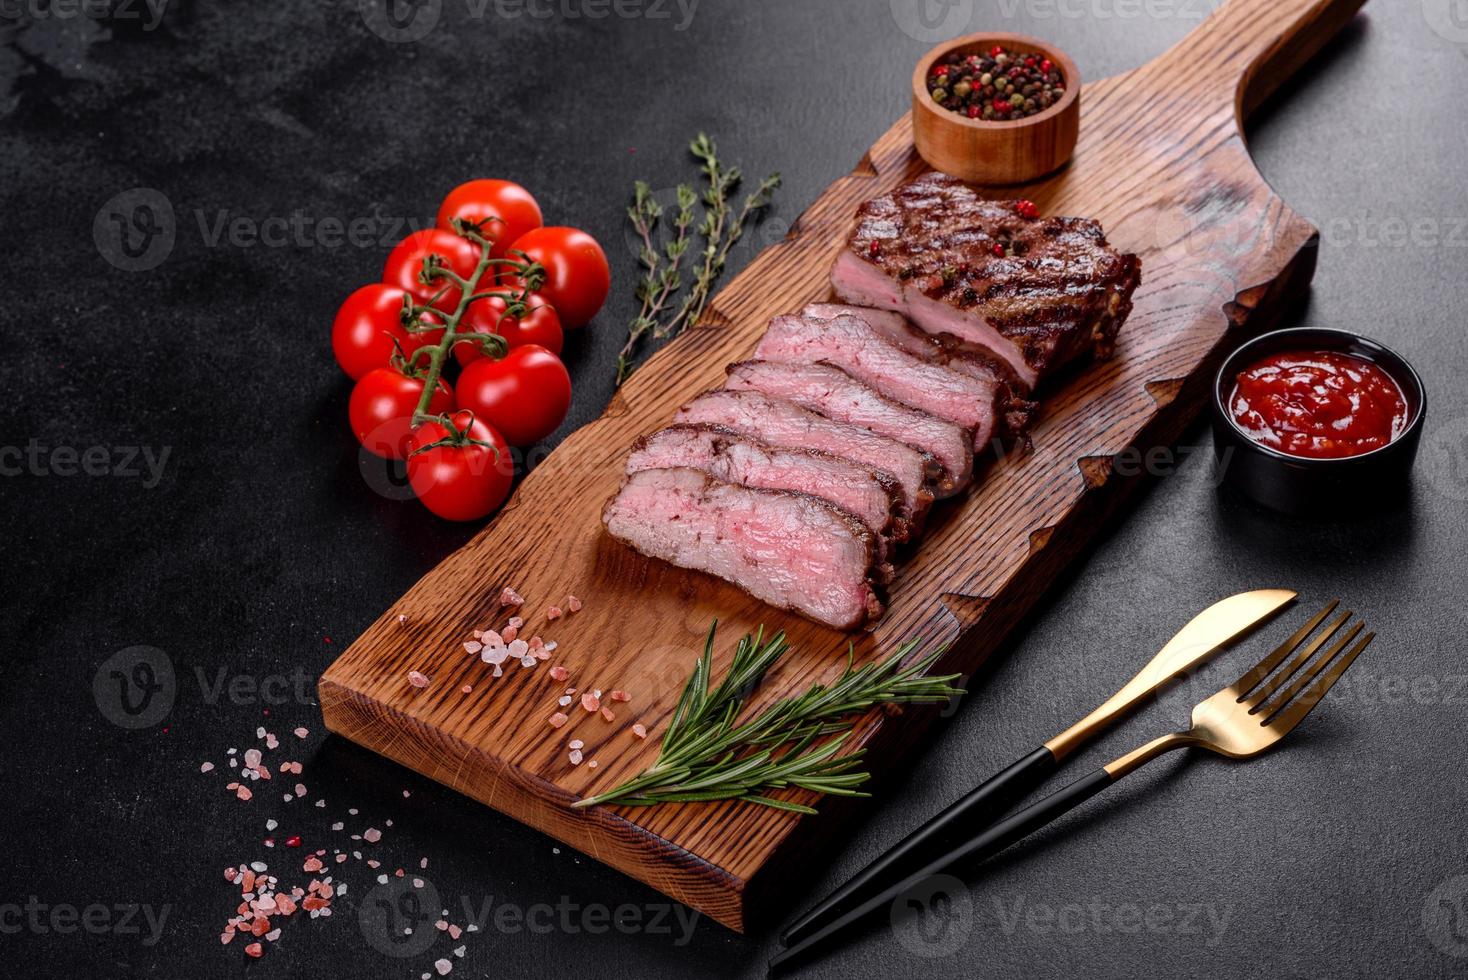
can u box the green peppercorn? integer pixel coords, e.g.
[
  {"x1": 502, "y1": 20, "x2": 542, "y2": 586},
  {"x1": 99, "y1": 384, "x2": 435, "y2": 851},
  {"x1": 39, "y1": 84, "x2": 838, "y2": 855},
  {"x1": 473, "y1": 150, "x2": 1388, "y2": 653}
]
[
  {"x1": 953, "y1": 81, "x2": 972, "y2": 98},
  {"x1": 979, "y1": 72, "x2": 993, "y2": 85},
  {"x1": 932, "y1": 87, "x2": 947, "y2": 102}
]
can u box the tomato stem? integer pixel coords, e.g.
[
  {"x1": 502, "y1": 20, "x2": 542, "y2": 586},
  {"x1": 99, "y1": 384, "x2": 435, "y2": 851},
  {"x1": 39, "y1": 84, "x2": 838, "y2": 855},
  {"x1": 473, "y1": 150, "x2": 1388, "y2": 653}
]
[{"x1": 406, "y1": 228, "x2": 543, "y2": 428}]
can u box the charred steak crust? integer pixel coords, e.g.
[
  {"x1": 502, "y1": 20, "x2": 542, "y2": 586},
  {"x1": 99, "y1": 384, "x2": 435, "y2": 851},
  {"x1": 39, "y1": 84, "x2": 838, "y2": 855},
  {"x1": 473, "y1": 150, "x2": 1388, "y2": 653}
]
[
  {"x1": 674, "y1": 387, "x2": 938, "y2": 531},
  {"x1": 724, "y1": 358, "x2": 975, "y2": 496},
  {"x1": 602, "y1": 467, "x2": 884, "y2": 630},
  {"x1": 839, "y1": 171, "x2": 1141, "y2": 382},
  {"x1": 627, "y1": 422, "x2": 904, "y2": 578},
  {"x1": 803, "y1": 303, "x2": 1038, "y2": 440}
]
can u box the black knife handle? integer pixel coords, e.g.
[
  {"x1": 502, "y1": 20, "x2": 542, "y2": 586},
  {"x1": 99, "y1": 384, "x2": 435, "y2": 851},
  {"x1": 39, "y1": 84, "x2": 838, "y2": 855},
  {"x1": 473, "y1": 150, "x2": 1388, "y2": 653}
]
[
  {"x1": 769, "y1": 766, "x2": 1116, "y2": 975},
  {"x1": 780, "y1": 744, "x2": 1058, "y2": 946}
]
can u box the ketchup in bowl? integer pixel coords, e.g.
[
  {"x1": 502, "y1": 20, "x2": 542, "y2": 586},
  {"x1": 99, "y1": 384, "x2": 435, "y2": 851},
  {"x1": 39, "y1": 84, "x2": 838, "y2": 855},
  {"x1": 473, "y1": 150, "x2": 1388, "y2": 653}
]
[{"x1": 1228, "y1": 350, "x2": 1410, "y2": 460}]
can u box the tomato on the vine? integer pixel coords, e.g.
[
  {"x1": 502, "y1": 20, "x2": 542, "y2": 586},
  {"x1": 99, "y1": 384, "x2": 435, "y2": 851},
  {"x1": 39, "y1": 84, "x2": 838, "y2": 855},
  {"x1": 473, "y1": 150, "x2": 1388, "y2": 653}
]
[
  {"x1": 436, "y1": 179, "x2": 543, "y2": 263},
  {"x1": 454, "y1": 293, "x2": 563, "y2": 366},
  {"x1": 383, "y1": 229, "x2": 480, "y2": 315},
  {"x1": 407, "y1": 412, "x2": 514, "y2": 522},
  {"x1": 349, "y1": 366, "x2": 454, "y2": 461},
  {"x1": 505, "y1": 227, "x2": 609, "y2": 330},
  {"x1": 332, "y1": 284, "x2": 444, "y2": 379},
  {"x1": 455, "y1": 345, "x2": 571, "y2": 446}
]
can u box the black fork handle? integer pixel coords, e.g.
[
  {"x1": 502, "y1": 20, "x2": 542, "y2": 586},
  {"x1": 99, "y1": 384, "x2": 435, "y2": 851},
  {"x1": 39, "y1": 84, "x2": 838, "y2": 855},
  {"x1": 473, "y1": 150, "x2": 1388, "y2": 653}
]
[
  {"x1": 780, "y1": 745, "x2": 1058, "y2": 946},
  {"x1": 768, "y1": 766, "x2": 1117, "y2": 975}
]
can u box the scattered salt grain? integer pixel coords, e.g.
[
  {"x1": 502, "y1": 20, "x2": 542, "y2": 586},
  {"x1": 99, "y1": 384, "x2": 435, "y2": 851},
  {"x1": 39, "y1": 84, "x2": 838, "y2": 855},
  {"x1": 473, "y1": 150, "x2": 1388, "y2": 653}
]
[
  {"x1": 549, "y1": 665, "x2": 569, "y2": 682},
  {"x1": 463, "y1": 640, "x2": 483, "y2": 655},
  {"x1": 580, "y1": 693, "x2": 600, "y2": 713},
  {"x1": 499, "y1": 587, "x2": 524, "y2": 607},
  {"x1": 600, "y1": 707, "x2": 616, "y2": 723},
  {"x1": 567, "y1": 595, "x2": 582, "y2": 613},
  {"x1": 632, "y1": 723, "x2": 648, "y2": 739},
  {"x1": 200, "y1": 762, "x2": 215, "y2": 773},
  {"x1": 508, "y1": 616, "x2": 524, "y2": 630},
  {"x1": 293, "y1": 727, "x2": 309, "y2": 739},
  {"x1": 568, "y1": 739, "x2": 584, "y2": 750},
  {"x1": 568, "y1": 749, "x2": 583, "y2": 766},
  {"x1": 407, "y1": 670, "x2": 430, "y2": 688},
  {"x1": 363, "y1": 828, "x2": 382, "y2": 843},
  {"x1": 435, "y1": 959, "x2": 453, "y2": 976},
  {"x1": 548, "y1": 713, "x2": 569, "y2": 729},
  {"x1": 557, "y1": 695, "x2": 573, "y2": 708},
  {"x1": 546, "y1": 606, "x2": 563, "y2": 621},
  {"x1": 609, "y1": 690, "x2": 630, "y2": 703}
]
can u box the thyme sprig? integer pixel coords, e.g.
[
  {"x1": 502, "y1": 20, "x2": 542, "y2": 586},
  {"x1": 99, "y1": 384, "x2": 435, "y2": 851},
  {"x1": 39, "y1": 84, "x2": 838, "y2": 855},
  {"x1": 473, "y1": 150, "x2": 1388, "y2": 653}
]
[
  {"x1": 617, "y1": 182, "x2": 696, "y2": 384},
  {"x1": 615, "y1": 133, "x2": 780, "y2": 384},
  {"x1": 572, "y1": 623, "x2": 963, "y2": 814}
]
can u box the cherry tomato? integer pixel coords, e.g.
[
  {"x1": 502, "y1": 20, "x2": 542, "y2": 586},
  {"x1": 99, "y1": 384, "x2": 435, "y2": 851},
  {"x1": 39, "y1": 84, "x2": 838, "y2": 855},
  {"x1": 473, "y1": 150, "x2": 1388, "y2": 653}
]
[
  {"x1": 455, "y1": 345, "x2": 571, "y2": 446},
  {"x1": 454, "y1": 293, "x2": 563, "y2": 366},
  {"x1": 332, "y1": 284, "x2": 444, "y2": 379},
  {"x1": 383, "y1": 229, "x2": 481, "y2": 315},
  {"x1": 407, "y1": 412, "x2": 514, "y2": 522},
  {"x1": 436, "y1": 179, "x2": 543, "y2": 263},
  {"x1": 349, "y1": 366, "x2": 454, "y2": 461},
  {"x1": 506, "y1": 227, "x2": 609, "y2": 329}
]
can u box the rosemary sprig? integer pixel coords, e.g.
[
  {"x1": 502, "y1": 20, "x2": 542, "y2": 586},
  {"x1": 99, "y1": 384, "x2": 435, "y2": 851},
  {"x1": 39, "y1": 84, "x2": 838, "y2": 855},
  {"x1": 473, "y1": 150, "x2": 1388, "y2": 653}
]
[
  {"x1": 615, "y1": 133, "x2": 780, "y2": 383},
  {"x1": 572, "y1": 623, "x2": 963, "y2": 814},
  {"x1": 617, "y1": 182, "x2": 696, "y2": 384}
]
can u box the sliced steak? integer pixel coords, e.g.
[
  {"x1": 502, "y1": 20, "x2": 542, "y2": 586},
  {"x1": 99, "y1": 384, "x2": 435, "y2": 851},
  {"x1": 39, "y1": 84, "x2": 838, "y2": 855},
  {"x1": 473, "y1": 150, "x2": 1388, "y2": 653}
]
[
  {"x1": 675, "y1": 388, "x2": 935, "y2": 531},
  {"x1": 832, "y1": 171, "x2": 1141, "y2": 389},
  {"x1": 602, "y1": 467, "x2": 883, "y2": 630},
  {"x1": 725, "y1": 359, "x2": 973, "y2": 497},
  {"x1": 755, "y1": 313, "x2": 1006, "y2": 452},
  {"x1": 627, "y1": 423, "x2": 900, "y2": 577},
  {"x1": 804, "y1": 302, "x2": 1038, "y2": 438}
]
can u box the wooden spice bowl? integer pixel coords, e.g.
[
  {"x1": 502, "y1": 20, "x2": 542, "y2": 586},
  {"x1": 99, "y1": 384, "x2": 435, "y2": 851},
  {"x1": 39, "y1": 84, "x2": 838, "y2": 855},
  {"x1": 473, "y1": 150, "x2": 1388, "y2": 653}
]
[{"x1": 912, "y1": 32, "x2": 1080, "y2": 185}]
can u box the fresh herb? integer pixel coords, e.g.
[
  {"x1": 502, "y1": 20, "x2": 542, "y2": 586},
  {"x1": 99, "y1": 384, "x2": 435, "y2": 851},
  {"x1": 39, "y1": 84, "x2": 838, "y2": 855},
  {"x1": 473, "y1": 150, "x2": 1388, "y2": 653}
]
[
  {"x1": 573, "y1": 623, "x2": 963, "y2": 814},
  {"x1": 617, "y1": 182, "x2": 696, "y2": 385},
  {"x1": 615, "y1": 134, "x2": 780, "y2": 384}
]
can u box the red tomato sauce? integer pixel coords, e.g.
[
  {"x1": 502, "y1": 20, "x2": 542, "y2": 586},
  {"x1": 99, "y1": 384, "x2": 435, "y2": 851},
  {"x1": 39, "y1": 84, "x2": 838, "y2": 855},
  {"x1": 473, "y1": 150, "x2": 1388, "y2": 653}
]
[{"x1": 1229, "y1": 350, "x2": 1409, "y2": 459}]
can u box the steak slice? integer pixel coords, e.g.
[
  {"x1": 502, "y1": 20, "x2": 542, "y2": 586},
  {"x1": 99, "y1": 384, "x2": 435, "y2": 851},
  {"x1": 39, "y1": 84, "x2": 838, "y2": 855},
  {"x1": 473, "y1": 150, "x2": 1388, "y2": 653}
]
[
  {"x1": 756, "y1": 313, "x2": 1006, "y2": 452},
  {"x1": 831, "y1": 171, "x2": 1141, "y2": 389},
  {"x1": 675, "y1": 388, "x2": 935, "y2": 531},
  {"x1": 803, "y1": 302, "x2": 1038, "y2": 438},
  {"x1": 725, "y1": 359, "x2": 973, "y2": 497},
  {"x1": 626, "y1": 423, "x2": 901, "y2": 577},
  {"x1": 602, "y1": 467, "x2": 883, "y2": 631}
]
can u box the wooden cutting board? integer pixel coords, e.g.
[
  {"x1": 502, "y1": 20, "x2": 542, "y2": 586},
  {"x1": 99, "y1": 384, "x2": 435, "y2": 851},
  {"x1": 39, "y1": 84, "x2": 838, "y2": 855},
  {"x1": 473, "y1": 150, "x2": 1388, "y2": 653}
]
[{"x1": 321, "y1": 0, "x2": 1363, "y2": 933}]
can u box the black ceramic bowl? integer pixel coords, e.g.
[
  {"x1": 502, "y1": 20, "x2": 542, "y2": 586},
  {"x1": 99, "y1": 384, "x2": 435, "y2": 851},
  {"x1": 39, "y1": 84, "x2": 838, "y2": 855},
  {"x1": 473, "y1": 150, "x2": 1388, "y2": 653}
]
[{"x1": 1210, "y1": 328, "x2": 1427, "y2": 516}]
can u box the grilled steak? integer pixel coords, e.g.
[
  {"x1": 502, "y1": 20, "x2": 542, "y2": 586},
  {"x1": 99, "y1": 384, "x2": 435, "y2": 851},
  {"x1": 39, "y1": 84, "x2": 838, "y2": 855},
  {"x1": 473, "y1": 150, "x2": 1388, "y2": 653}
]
[
  {"x1": 627, "y1": 423, "x2": 901, "y2": 576},
  {"x1": 725, "y1": 359, "x2": 973, "y2": 496},
  {"x1": 831, "y1": 171, "x2": 1141, "y2": 389},
  {"x1": 803, "y1": 302, "x2": 1038, "y2": 438},
  {"x1": 602, "y1": 467, "x2": 884, "y2": 630},
  {"x1": 675, "y1": 388, "x2": 935, "y2": 530},
  {"x1": 756, "y1": 313, "x2": 1008, "y2": 452}
]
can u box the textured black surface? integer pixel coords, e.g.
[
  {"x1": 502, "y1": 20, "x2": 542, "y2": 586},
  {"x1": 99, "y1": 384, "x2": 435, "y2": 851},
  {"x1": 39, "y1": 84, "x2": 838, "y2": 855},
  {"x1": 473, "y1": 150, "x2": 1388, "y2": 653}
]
[{"x1": 3, "y1": 2, "x2": 1467, "y2": 978}]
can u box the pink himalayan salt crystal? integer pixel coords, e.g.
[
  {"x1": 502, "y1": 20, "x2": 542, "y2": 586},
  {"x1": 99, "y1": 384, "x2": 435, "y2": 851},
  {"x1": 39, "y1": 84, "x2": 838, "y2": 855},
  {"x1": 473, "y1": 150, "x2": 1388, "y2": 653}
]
[
  {"x1": 293, "y1": 727, "x2": 309, "y2": 738},
  {"x1": 244, "y1": 748, "x2": 262, "y2": 769},
  {"x1": 548, "y1": 665, "x2": 569, "y2": 682},
  {"x1": 502, "y1": 625, "x2": 519, "y2": 643},
  {"x1": 600, "y1": 707, "x2": 615, "y2": 723},
  {"x1": 463, "y1": 640, "x2": 483, "y2": 655},
  {"x1": 568, "y1": 749, "x2": 583, "y2": 766},
  {"x1": 548, "y1": 712, "x2": 569, "y2": 729},
  {"x1": 481, "y1": 629, "x2": 504, "y2": 647},
  {"x1": 632, "y1": 724, "x2": 648, "y2": 739},
  {"x1": 499, "y1": 587, "x2": 524, "y2": 607},
  {"x1": 407, "y1": 670, "x2": 430, "y2": 688},
  {"x1": 200, "y1": 762, "x2": 215, "y2": 773},
  {"x1": 580, "y1": 693, "x2": 600, "y2": 713},
  {"x1": 546, "y1": 606, "x2": 563, "y2": 621},
  {"x1": 609, "y1": 690, "x2": 630, "y2": 703},
  {"x1": 567, "y1": 595, "x2": 583, "y2": 613},
  {"x1": 363, "y1": 827, "x2": 382, "y2": 843},
  {"x1": 508, "y1": 616, "x2": 524, "y2": 630}
]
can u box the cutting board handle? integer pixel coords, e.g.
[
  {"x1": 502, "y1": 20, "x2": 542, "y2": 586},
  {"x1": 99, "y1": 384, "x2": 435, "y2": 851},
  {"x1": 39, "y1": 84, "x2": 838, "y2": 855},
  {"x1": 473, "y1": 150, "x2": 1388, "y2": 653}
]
[{"x1": 1157, "y1": 0, "x2": 1367, "y2": 117}]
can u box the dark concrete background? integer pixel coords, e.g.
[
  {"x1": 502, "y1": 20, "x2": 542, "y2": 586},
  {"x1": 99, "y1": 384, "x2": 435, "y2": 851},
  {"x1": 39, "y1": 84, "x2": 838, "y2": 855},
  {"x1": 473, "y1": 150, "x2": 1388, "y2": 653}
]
[{"x1": 3, "y1": 1, "x2": 1467, "y2": 977}]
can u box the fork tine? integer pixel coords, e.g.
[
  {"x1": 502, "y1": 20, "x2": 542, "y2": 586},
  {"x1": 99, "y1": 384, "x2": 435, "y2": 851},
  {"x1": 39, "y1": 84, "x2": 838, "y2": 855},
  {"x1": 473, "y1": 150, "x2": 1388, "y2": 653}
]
[
  {"x1": 1242, "y1": 609, "x2": 1352, "y2": 711},
  {"x1": 1232, "y1": 599, "x2": 1340, "y2": 704},
  {"x1": 1262, "y1": 629, "x2": 1374, "y2": 732},
  {"x1": 1256, "y1": 619, "x2": 1368, "y2": 727}
]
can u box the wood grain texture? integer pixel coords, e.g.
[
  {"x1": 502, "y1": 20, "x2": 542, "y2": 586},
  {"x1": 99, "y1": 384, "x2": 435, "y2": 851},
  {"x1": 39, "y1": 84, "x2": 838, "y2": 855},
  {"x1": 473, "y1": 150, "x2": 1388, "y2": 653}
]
[
  {"x1": 320, "y1": 0, "x2": 1363, "y2": 933},
  {"x1": 911, "y1": 32, "x2": 1081, "y2": 185}
]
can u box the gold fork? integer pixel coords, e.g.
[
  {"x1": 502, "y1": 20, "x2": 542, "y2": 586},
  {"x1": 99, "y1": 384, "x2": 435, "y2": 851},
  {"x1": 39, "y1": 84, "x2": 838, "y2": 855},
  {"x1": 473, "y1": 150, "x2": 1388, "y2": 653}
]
[{"x1": 769, "y1": 600, "x2": 1375, "y2": 973}]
